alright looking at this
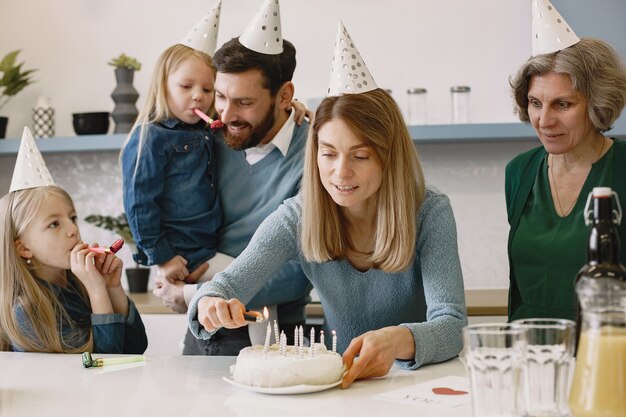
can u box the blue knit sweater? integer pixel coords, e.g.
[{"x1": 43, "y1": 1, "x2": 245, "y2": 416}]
[{"x1": 189, "y1": 187, "x2": 467, "y2": 369}]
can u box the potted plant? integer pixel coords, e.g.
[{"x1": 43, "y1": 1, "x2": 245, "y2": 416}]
[
  {"x1": 0, "y1": 50, "x2": 37, "y2": 138},
  {"x1": 108, "y1": 53, "x2": 141, "y2": 134},
  {"x1": 84, "y1": 213, "x2": 150, "y2": 293}
]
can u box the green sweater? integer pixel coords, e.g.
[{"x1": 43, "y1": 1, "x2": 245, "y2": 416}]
[{"x1": 505, "y1": 138, "x2": 626, "y2": 320}]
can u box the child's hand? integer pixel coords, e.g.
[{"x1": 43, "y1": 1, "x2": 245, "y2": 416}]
[
  {"x1": 290, "y1": 100, "x2": 311, "y2": 125},
  {"x1": 157, "y1": 255, "x2": 189, "y2": 282},
  {"x1": 90, "y1": 243, "x2": 124, "y2": 288},
  {"x1": 70, "y1": 243, "x2": 107, "y2": 293}
]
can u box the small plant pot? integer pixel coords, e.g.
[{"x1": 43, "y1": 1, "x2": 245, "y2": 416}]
[{"x1": 126, "y1": 267, "x2": 150, "y2": 293}]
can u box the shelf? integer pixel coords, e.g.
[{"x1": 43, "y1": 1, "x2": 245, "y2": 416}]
[
  {"x1": 1, "y1": 120, "x2": 624, "y2": 154},
  {"x1": 0, "y1": 134, "x2": 126, "y2": 155}
]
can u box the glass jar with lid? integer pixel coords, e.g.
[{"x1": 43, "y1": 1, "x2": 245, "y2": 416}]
[
  {"x1": 450, "y1": 85, "x2": 471, "y2": 124},
  {"x1": 406, "y1": 88, "x2": 427, "y2": 125}
]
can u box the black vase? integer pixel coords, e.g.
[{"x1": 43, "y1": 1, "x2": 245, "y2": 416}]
[
  {"x1": 111, "y1": 68, "x2": 139, "y2": 134},
  {"x1": 126, "y1": 268, "x2": 150, "y2": 293},
  {"x1": 0, "y1": 116, "x2": 8, "y2": 139}
]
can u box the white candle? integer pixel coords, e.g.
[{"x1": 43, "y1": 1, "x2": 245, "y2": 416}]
[
  {"x1": 263, "y1": 322, "x2": 271, "y2": 352},
  {"x1": 273, "y1": 320, "x2": 279, "y2": 345},
  {"x1": 310, "y1": 327, "x2": 315, "y2": 346},
  {"x1": 280, "y1": 331, "x2": 286, "y2": 355},
  {"x1": 294, "y1": 327, "x2": 299, "y2": 348},
  {"x1": 332, "y1": 330, "x2": 337, "y2": 353},
  {"x1": 320, "y1": 330, "x2": 325, "y2": 347}
]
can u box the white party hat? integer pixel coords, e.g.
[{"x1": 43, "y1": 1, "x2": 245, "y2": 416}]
[
  {"x1": 180, "y1": 0, "x2": 222, "y2": 56},
  {"x1": 239, "y1": 0, "x2": 283, "y2": 55},
  {"x1": 10, "y1": 127, "x2": 55, "y2": 192},
  {"x1": 327, "y1": 20, "x2": 378, "y2": 96},
  {"x1": 532, "y1": 0, "x2": 580, "y2": 56}
]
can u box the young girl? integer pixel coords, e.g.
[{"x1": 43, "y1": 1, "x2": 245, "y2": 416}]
[
  {"x1": 0, "y1": 186, "x2": 148, "y2": 353},
  {"x1": 121, "y1": 44, "x2": 221, "y2": 285}
]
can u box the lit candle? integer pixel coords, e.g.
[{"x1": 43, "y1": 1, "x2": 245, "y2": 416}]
[
  {"x1": 332, "y1": 330, "x2": 337, "y2": 353},
  {"x1": 273, "y1": 320, "x2": 279, "y2": 345},
  {"x1": 263, "y1": 322, "x2": 271, "y2": 352},
  {"x1": 320, "y1": 330, "x2": 325, "y2": 347}
]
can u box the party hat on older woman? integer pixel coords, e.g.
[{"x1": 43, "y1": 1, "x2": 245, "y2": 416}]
[
  {"x1": 531, "y1": 0, "x2": 580, "y2": 56},
  {"x1": 9, "y1": 126, "x2": 54, "y2": 192},
  {"x1": 180, "y1": 0, "x2": 222, "y2": 56},
  {"x1": 327, "y1": 20, "x2": 378, "y2": 96},
  {"x1": 239, "y1": 0, "x2": 283, "y2": 55}
]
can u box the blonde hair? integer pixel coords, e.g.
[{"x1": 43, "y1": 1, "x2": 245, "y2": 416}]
[
  {"x1": 301, "y1": 89, "x2": 426, "y2": 272},
  {"x1": 121, "y1": 44, "x2": 216, "y2": 174},
  {"x1": 0, "y1": 186, "x2": 93, "y2": 352},
  {"x1": 511, "y1": 38, "x2": 626, "y2": 132}
]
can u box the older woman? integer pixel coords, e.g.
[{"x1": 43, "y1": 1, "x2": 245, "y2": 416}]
[{"x1": 507, "y1": 38, "x2": 626, "y2": 321}]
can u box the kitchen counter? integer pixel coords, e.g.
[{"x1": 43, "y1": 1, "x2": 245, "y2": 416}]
[
  {"x1": 129, "y1": 288, "x2": 509, "y2": 317},
  {"x1": 0, "y1": 352, "x2": 470, "y2": 417}
]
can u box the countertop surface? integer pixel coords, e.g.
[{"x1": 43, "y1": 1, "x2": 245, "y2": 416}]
[
  {"x1": 129, "y1": 288, "x2": 509, "y2": 317},
  {"x1": 0, "y1": 352, "x2": 470, "y2": 417}
]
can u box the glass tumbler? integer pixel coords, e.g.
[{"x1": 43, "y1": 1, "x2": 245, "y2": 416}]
[
  {"x1": 512, "y1": 318, "x2": 576, "y2": 417},
  {"x1": 463, "y1": 323, "x2": 527, "y2": 417}
]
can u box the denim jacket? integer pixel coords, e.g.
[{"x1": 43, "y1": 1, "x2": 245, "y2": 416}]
[
  {"x1": 12, "y1": 273, "x2": 148, "y2": 354},
  {"x1": 121, "y1": 118, "x2": 221, "y2": 272}
]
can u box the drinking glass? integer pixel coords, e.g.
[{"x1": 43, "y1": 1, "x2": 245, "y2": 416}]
[
  {"x1": 513, "y1": 318, "x2": 575, "y2": 417},
  {"x1": 463, "y1": 323, "x2": 527, "y2": 417}
]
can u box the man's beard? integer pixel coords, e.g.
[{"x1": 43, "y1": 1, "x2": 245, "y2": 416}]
[{"x1": 222, "y1": 102, "x2": 276, "y2": 151}]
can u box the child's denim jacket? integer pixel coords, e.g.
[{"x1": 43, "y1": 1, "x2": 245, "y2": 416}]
[{"x1": 121, "y1": 118, "x2": 221, "y2": 272}]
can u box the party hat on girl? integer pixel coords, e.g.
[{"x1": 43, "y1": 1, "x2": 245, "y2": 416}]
[
  {"x1": 327, "y1": 20, "x2": 378, "y2": 96},
  {"x1": 180, "y1": 0, "x2": 222, "y2": 56},
  {"x1": 239, "y1": 0, "x2": 283, "y2": 55},
  {"x1": 532, "y1": 0, "x2": 580, "y2": 56},
  {"x1": 9, "y1": 126, "x2": 55, "y2": 192}
]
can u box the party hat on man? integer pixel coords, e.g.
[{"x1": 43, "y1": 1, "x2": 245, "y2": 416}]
[
  {"x1": 239, "y1": 0, "x2": 283, "y2": 55},
  {"x1": 180, "y1": 0, "x2": 222, "y2": 56},
  {"x1": 327, "y1": 20, "x2": 378, "y2": 96},
  {"x1": 532, "y1": 0, "x2": 580, "y2": 56},
  {"x1": 9, "y1": 127, "x2": 54, "y2": 192}
]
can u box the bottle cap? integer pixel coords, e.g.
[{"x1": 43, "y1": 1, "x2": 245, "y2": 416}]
[{"x1": 407, "y1": 88, "x2": 427, "y2": 94}]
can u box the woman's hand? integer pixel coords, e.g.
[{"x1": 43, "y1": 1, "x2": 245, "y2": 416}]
[
  {"x1": 290, "y1": 100, "x2": 311, "y2": 125},
  {"x1": 158, "y1": 255, "x2": 190, "y2": 282},
  {"x1": 341, "y1": 326, "x2": 415, "y2": 389},
  {"x1": 197, "y1": 296, "x2": 247, "y2": 332}
]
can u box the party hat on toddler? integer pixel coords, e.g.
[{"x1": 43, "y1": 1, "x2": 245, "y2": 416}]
[
  {"x1": 532, "y1": 0, "x2": 580, "y2": 56},
  {"x1": 180, "y1": 0, "x2": 222, "y2": 56},
  {"x1": 327, "y1": 20, "x2": 378, "y2": 96},
  {"x1": 9, "y1": 127, "x2": 54, "y2": 192},
  {"x1": 239, "y1": 0, "x2": 283, "y2": 55}
]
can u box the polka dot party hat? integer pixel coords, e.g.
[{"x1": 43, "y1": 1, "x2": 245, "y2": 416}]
[
  {"x1": 532, "y1": 0, "x2": 580, "y2": 56},
  {"x1": 10, "y1": 127, "x2": 55, "y2": 192},
  {"x1": 327, "y1": 20, "x2": 377, "y2": 96},
  {"x1": 180, "y1": 0, "x2": 222, "y2": 56},
  {"x1": 239, "y1": 0, "x2": 283, "y2": 55}
]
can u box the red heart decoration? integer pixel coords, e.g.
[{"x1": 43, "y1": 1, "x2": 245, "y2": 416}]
[{"x1": 432, "y1": 387, "x2": 468, "y2": 396}]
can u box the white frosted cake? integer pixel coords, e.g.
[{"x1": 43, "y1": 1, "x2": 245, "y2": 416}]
[{"x1": 232, "y1": 343, "x2": 344, "y2": 388}]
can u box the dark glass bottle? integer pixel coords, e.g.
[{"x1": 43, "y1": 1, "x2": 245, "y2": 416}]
[
  {"x1": 574, "y1": 187, "x2": 626, "y2": 346},
  {"x1": 570, "y1": 187, "x2": 626, "y2": 416}
]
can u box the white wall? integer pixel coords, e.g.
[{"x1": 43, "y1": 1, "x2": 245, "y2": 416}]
[{"x1": 0, "y1": 0, "x2": 530, "y2": 138}]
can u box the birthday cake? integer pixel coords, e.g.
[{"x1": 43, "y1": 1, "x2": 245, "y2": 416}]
[{"x1": 232, "y1": 343, "x2": 344, "y2": 388}]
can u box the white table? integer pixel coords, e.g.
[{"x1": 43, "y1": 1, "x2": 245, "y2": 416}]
[{"x1": 0, "y1": 352, "x2": 470, "y2": 417}]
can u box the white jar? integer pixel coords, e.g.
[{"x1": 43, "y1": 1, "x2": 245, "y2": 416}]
[
  {"x1": 450, "y1": 86, "x2": 471, "y2": 124},
  {"x1": 406, "y1": 88, "x2": 427, "y2": 125}
]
